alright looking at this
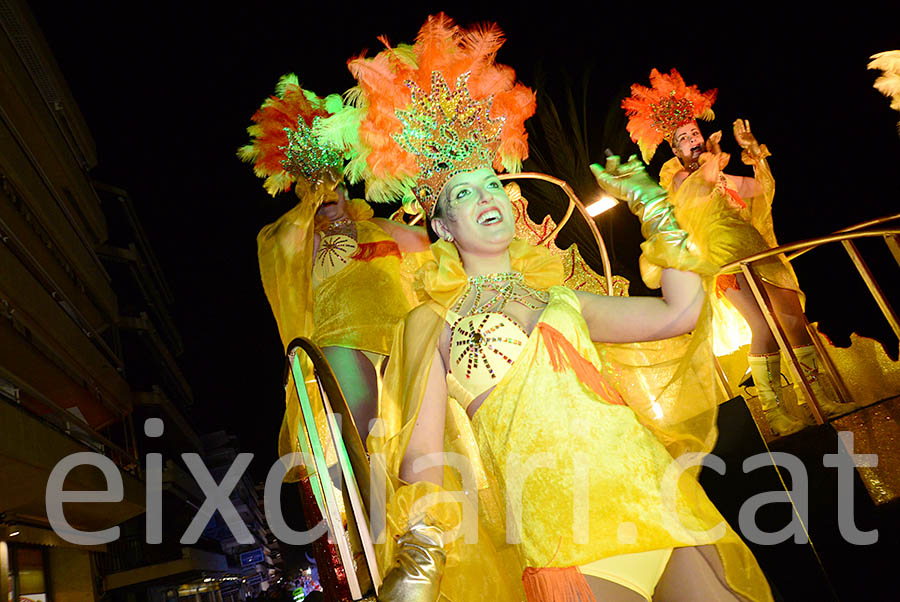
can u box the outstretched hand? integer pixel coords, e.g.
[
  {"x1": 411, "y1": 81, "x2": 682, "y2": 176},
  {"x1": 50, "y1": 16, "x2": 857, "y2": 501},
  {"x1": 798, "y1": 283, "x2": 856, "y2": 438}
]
[
  {"x1": 706, "y1": 130, "x2": 723, "y2": 154},
  {"x1": 733, "y1": 119, "x2": 757, "y2": 150},
  {"x1": 590, "y1": 154, "x2": 658, "y2": 204}
]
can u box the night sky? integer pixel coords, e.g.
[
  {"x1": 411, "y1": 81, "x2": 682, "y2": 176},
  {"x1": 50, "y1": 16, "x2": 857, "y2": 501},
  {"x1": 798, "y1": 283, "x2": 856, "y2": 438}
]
[{"x1": 28, "y1": 2, "x2": 900, "y2": 476}]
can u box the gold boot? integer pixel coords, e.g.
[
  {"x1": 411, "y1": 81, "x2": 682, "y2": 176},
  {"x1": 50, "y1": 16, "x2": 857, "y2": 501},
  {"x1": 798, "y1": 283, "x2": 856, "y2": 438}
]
[
  {"x1": 378, "y1": 518, "x2": 446, "y2": 602},
  {"x1": 748, "y1": 352, "x2": 805, "y2": 436},
  {"x1": 791, "y1": 345, "x2": 853, "y2": 418}
]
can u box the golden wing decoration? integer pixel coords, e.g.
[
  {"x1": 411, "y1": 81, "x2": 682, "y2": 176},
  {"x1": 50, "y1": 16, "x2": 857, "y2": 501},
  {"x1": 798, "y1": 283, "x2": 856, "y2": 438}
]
[{"x1": 506, "y1": 182, "x2": 629, "y2": 297}]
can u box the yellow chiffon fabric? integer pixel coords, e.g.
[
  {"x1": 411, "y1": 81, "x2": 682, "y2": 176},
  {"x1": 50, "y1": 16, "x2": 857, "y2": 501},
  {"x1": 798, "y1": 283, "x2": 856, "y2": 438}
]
[
  {"x1": 312, "y1": 219, "x2": 415, "y2": 355},
  {"x1": 257, "y1": 197, "x2": 417, "y2": 480},
  {"x1": 659, "y1": 157, "x2": 801, "y2": 296},
  {"x1": 371, "y1": 239, "x2": 773, "y2": 601}
]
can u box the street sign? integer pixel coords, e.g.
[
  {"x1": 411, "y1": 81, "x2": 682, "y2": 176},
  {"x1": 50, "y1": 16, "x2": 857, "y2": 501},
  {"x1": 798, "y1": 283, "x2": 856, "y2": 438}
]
[{"x1": 240, "y1": 548, "x2": 265, "y2": 566}]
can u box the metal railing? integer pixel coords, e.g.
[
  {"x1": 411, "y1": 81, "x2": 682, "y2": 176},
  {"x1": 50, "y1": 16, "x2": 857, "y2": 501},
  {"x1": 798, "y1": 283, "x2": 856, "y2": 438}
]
[{"x1": 718, "y1": 214, "x2": 900, "y2": 424}]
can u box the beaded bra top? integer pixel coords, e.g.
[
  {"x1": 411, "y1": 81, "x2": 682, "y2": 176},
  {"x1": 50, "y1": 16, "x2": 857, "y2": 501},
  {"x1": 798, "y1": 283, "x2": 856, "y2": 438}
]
[
  {"x1": 312, "y1": 218, "x2": 357, "y2": 285},
  {"x1": 445, "y1": 271, "x2": 548, "y2": 409}
]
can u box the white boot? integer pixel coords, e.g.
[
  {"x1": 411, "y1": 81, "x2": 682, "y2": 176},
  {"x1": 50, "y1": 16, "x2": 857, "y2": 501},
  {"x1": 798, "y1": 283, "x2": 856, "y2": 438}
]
[
  {"x1": 748, "y1": 353, "x2": 805, "y2": 436},
  {"x1": 792, "y1": 345, "x2": 852, "y2": 418}
]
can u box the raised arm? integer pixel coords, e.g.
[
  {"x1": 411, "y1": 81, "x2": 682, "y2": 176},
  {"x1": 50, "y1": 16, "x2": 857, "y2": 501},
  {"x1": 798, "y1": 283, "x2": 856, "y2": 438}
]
[
  {"x1": 576, "y1": 268, "x2": 703, "y2": 342},
  {"x1": 733, "y1": 118, "x2": 772, "y2": 199},
  {"x1": 591, "y1": 155, "x2": 718, "y2": 290},
  {"x1": 373, "y1": 217, "x2": 432, "y2": 253}
]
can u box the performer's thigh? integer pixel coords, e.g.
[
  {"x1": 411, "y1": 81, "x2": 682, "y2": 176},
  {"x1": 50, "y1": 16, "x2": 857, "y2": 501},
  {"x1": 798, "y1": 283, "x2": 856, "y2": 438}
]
[
  {"x1": 722, "y1": 276, "x2": 771, "y2": 333},
  {"x1": 321, "y1": 346, "x2": 379, "y2": 439},
  {"x1": 584, "y1": 576, "x2": 647, "y2": 602},
  {"x1": 653, "y1": 546, "x2": 741, "y2": 602}
]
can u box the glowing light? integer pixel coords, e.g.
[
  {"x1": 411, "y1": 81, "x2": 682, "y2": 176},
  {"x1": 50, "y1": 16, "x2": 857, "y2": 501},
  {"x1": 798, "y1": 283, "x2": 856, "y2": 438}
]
[
  {"x1": 586, "y1": 195, "x2": 617, "y2": 217},
  {"x1": 9, "y1": 531, "x2": 19, "y2": 537}
]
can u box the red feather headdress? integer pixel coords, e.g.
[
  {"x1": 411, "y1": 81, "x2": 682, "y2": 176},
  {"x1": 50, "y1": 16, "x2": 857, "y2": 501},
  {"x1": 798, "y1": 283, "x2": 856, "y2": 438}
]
[{"x1": 622, "y1": 68, "x2": 717, "y2": 163}]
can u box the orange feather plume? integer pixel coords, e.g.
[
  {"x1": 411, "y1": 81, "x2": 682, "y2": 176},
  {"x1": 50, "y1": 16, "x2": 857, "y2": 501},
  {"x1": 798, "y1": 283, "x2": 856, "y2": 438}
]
[
  {"x1": 238, "y1": 74, "x2": 339, "y2": 196},
  {"x1": 622, "y1": 68, "x2": 717, "y2": 163},
  {"x1": 344, "y1": 13, "x2": 536, "y2": 212}
]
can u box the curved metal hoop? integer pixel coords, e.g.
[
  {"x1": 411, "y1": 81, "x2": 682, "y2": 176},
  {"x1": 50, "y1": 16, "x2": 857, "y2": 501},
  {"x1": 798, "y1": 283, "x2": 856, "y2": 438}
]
[
  {"x1": 498, "y1": 171, "x2": 617, "y2": 295},
  {"x1": 285, "y1": 337, "x2": 380, "y2": 597}
]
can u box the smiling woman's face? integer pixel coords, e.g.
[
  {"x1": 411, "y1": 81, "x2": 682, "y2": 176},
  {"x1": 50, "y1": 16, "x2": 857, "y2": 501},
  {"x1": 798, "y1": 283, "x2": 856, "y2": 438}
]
[
  {"x1": 431, "y1": 167, "x2": 515, "y2": 254},
  {"x1": 672, "y1": 122, "x2": 705, "y2": 163}
]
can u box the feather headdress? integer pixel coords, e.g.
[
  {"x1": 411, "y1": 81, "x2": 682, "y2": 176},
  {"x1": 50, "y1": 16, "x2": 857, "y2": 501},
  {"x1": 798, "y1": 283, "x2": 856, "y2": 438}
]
[
  {"x1": 238, "y1": 74, "x2": 346, "y2": 196},
  {"x1": 324, "y1": 14, "x2": 536, "y2": 216},
  {"x1": 868, "y1": 51, "x2": 900, "y2": 133},
  {"x1": 622, "y1": 68, "x2": 717, "y2": 163}
]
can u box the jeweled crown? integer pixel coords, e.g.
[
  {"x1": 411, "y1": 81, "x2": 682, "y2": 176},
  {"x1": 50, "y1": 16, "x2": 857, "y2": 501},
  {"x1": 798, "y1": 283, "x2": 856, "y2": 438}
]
[
  {"x1": 393, "y1": 71, "x2": 505, "y2": 216},
  {"x1": 649, "y1": 93, "x2": 698, "y2": 143},
  {"x1": 281, "y1": 116, "x2": 344, "y2": 182},
  {"x1": 238, "y1": 74, "x2": 347, "y2": 197},
  {"x1": 622, "y1": 68, "x2": 717, "y2": 163}
]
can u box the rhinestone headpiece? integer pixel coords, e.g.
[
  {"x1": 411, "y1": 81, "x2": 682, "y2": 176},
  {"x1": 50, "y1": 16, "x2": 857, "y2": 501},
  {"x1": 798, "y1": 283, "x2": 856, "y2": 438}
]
[
  {"x1": 338, "y1": 14, "x2": 535, "y2": 215},
  {"x1": 281, "y1": 116, "x2": 344, "y2": 182},
  {"x1": 622, "y1": 68, "x2": 717, "y2": 163},
  {"x1": 649, "y1": 93, "x2": 698, "y2": 141},
  {"x1": 393, "y1": 71, "x2": 505, "y2": 216},
  {"x1": 238, "y1": 74, "x2": 347, "y2": 197}
]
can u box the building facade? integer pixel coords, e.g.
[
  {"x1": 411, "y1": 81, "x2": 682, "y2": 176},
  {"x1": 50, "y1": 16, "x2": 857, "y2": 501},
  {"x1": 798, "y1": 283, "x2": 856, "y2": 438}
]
[{"x1": 0, "y1": 0, "x2": 146, "y2": 600}]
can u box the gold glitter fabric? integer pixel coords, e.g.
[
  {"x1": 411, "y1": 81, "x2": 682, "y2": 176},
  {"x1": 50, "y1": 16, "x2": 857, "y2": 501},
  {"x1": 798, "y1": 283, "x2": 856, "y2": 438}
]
[
  {"x1": 816, "y1": 328, "x2": 900, "y2": 409},
  {"x1": 833, "y1": 396, "x2": 900, "y2": 505}
]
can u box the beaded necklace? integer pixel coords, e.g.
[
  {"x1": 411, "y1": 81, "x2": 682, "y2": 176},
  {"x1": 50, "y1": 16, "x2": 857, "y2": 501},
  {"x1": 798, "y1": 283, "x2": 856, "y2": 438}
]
[
  {"x1": 319, "y1": 217, "x2": 356, "y2": 240},
  {"x1": 452, "y1": 271, "x2": 550, "y2": 316}
]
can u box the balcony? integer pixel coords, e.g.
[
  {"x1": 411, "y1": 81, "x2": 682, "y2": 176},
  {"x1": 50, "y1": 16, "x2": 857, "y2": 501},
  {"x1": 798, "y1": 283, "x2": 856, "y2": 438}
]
[{"x1": 0, "y1": 395, "x2": 144, "y2": 539}]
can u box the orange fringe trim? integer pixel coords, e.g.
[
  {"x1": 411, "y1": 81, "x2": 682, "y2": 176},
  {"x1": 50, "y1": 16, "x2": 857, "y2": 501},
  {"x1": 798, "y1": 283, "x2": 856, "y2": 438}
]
[
  {"x1": 724, "y1": 187, "x2": 747, "y2": 210},
  {"x1": 522, "y1": 566, "x2": 596, "y2": 602},
  {"x1": 537, "y1": 323, "x2": 626, "y2": 406},
  {"x1": 351, "y1": 240, "x2": 401, "y2": 262},
  {"x1": 715, "y1": 273, "x2": 740, "y2": 298}
]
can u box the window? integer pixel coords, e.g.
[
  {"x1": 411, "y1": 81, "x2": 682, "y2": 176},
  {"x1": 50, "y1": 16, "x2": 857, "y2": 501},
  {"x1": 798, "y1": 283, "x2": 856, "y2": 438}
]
[{"x1": 11, "y1": 546, "x2": 47, "y2": 602}]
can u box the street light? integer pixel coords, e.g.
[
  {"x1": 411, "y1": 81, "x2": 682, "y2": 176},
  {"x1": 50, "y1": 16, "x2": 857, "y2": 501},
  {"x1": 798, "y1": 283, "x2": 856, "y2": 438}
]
[{"x1": 585, "y1": 195, "x2": 617, "y2": 217}]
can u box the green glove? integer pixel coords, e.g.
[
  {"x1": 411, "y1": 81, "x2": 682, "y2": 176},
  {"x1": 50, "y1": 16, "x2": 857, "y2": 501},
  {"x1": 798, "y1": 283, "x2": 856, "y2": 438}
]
[{"x1": 591, "y1": 155, "x2": 717, "y2": 288}]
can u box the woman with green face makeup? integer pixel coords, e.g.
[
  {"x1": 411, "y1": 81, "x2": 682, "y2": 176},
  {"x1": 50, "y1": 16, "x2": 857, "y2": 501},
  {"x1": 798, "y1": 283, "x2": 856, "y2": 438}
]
[{"x1": 324, "y1": 16, "x2": 773, "y2": 602}]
